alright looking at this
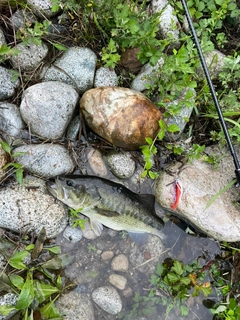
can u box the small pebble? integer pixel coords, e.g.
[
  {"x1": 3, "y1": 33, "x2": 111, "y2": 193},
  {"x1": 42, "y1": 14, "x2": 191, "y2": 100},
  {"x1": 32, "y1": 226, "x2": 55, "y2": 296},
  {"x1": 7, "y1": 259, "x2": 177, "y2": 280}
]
[{"x1": 111, "y1": 254, "x2": 129, "y2": 272}]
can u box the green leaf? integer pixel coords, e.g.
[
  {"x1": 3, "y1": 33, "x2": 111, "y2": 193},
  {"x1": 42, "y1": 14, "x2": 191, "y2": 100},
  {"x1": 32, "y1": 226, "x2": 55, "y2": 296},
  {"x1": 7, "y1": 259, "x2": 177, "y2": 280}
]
[
  {"x1": 1, "y1": 141, "x2": 11, "y2": 154},
  {"x1": 149, "y1": 171, "x2": 158, "y2": 179},
  {"x1": 167, "y1": 272, "x2": 179, "y2": 283},
  {"x1": 45, "y1": 246, "x2": 61, "y2": 254},
  {"x1": 145, "y1": 137, "x2": 153, "y2": 145},
  {"x1": 171, "y1": 260, "x2": 184, "y2": 275},
  {"x1": 40, "y1": 300, "x2": 62, "y2": 319},
  {"x1": 0, "y1": 305, "x2": 16, "y2": 316},
  {"x1": 41, "y1": 254, "x2": 73, "y2": 269},
  {"x1": 51, "y1": 3, "x2": 59, "y2": 12},
  {"x1": 9, "y1": 274, "x2": 24, "y2": 290},
  {"x1": 25, "y1": 244, "x2": 35, "y2": 251},
  {"x1": 16, "y1": 168, "x2": 24, "y2": 185},
  {"x1": 15, "y1": 272, "x2": 34, "y2": 310},
  {"x1": 9, "y1": 251, "x2": 29, "y2": 270},
  {"x1": 159, "y1": 119, "x2": 166, "y2": 129},
  {"x1": 52, "y1": 43, "x2": 68, "y2": 51},
  {"x1": 157, "y1": 129, "x2": 165, "y2": 140},
  {"x1": 167, "y1": 124, "x2": 180, "y2": 133},
  {"x1": 180, "y1": 277, "x2": 191, "y2": 285},
  {"x1": 180, "y1": 305, "x2": 189, "y2": 316},
  {"x1": 33, "y1": 280, "x2": 60, "y2": 303}
]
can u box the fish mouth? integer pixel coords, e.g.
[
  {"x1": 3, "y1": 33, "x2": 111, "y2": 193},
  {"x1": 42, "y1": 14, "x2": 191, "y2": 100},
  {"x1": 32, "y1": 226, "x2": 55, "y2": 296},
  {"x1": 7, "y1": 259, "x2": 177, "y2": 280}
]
[{"x1": 46, "y1": 177, "x2": 68, "y2": 200}]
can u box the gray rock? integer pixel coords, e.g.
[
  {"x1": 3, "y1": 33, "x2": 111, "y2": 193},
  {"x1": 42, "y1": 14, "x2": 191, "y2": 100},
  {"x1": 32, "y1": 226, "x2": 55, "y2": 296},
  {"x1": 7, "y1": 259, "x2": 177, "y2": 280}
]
[
  {"x1": 151, "y1": 0, "x2": 180, "y2": 46},
  {"x1": 14, "y1": 144, "x2": 74, "y2": 178},
  {"x1": 10, "y1": 9, "x2": 35, "y2": 30},
  {"x1": 131, "y1": 57, "x2": 164, "y2": 92},
  {"x1": 92, "y1": 286, "x2": 122, "y2": 315},
  {"x1": 0, "y1": 66, "x2": 20, "y2": 100},
  {"x1": 106, "y1": 151, "x2": 135, "y2": 179},
  {"x1": 111, "y1": 254, "x2": 129, "y2": 272},
  {"x1": 66, "y1": 115, "x2": 80, "y2": 140},
  {"x1": 0, "y1": 175, "x2": 68, "y2": 238},
  {"x1": 10, "y1": 42, "x2": 49, "y2": 71},
  {"x1": 155, "y1": 145, "x2": 240, "y2": 242},
  {"x1": 41, "y1": 47, "x2": 97, "y2": 93},
  {"x1": 196, "y1": 49, "x2": 226, "y2": 79},
  {"x1": 20, "y1": 81, "x2": 78, "y2": 140},
  {"x1": 55, "y1": 291, "x2": 95, "y2": 320},
  {"x1": 27, "y1": 0, "x2": 60, "y2": 18},
  {"x1": 63, "y1": 226, "x2": 83, "y2": 243},
  {"x1": 0, "y1": 28, "x2": 6, "y2": 46},
  {"x1": 154, "y1": 88, "x2": 196, "y2": 141},
  {"x1": 0, "y1": 102, "x2": 25, "y2": 138},
  {"x1": 94, "y1": 67, "x2": 118, "y2": 87},
  {"x1": 109, "y1": 274, "x2": 127, "y2": 290},
  {"x1": 0, "y1": 293, "x2": 18, "y2": 320}
]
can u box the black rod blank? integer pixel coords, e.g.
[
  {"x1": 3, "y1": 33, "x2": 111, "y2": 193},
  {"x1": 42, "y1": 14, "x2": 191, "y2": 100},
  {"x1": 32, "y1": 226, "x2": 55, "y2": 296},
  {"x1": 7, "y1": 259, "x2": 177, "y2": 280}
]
[{"x1": 180, "y1": 0, "x2": 240, "y2": 184}]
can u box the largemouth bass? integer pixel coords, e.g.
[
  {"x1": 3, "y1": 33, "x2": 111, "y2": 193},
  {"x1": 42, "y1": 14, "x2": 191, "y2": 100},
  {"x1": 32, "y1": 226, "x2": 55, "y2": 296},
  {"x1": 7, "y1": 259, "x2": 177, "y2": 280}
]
[{"x1": 46, "y1": 175, "x2": 164, "y2": 239}]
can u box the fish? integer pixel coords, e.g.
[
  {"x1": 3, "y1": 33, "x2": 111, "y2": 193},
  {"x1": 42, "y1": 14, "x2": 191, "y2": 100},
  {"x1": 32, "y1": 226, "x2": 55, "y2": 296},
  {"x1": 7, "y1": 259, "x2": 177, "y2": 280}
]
[
  {"x1": 46, "y1": 175, "x2": 164, "y2": 239},
  {"x1": 170, "y1": 179, "x2": 182, "y2": 210}
]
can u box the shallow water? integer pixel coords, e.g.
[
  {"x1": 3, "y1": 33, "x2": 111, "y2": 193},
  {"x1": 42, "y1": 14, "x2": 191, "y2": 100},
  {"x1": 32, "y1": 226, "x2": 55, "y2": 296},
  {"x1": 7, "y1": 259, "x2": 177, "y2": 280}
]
[{"x1": 52, "y1": 149, "x2": 221, "y2": 320}]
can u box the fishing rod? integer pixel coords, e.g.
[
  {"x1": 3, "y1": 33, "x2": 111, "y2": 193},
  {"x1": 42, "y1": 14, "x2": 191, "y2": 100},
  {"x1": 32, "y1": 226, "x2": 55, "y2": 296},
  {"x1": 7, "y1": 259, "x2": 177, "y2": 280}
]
[{"x1": 180, "y1": 0, "x2": 240, "y2": 185}]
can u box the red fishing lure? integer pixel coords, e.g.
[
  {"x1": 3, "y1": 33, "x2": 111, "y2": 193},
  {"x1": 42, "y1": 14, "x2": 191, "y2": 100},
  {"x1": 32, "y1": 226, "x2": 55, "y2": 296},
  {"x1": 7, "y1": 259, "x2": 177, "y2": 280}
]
[{"x1": 171, "y1": 179, "x2": 182, "y2": 210}]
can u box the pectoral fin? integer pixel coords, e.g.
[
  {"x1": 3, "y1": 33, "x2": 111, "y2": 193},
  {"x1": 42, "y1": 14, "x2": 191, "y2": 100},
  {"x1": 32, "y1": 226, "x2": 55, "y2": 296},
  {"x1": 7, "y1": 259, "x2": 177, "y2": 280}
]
[
  {"x1": 94, "y1": 207, "x2": 120, "y2": 217},
  {"x1": 90, "y1": 219, "x2": 103, "y2": 236}
]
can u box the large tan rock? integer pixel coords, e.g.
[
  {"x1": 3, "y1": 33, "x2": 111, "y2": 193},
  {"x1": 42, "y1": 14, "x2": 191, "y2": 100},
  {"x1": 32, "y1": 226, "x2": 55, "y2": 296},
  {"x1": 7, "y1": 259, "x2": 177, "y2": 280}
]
[
  {"x1": 80, "y1": 87, "x2": 162, "y2": 150},
  {"x1": 155, "y1": 145, "x2": 240, "y2": 242}
]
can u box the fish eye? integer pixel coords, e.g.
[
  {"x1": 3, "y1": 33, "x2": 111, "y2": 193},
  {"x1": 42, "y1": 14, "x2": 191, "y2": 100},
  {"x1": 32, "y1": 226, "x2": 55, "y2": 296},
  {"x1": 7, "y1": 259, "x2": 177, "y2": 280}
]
[{"x1": 66, "y1": 180, "x2": 73, "y2": 187}]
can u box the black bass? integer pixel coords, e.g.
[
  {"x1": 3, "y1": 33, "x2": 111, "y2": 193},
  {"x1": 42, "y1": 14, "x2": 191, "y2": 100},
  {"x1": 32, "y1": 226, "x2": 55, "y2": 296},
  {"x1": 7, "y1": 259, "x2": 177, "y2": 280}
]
[{"x1": 46, "y1": 175, "x2": 164, "y2": 239}]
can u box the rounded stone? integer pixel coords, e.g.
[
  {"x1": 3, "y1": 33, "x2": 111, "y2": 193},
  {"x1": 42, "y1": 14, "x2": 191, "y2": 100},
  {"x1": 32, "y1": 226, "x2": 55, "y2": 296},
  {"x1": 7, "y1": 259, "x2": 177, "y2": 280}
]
[
  {"x1": 27, "y1": 0, "x2": 60, "y2": 18},
  {"x1": 63, "y1": 226, "x2": 83, "y2": 243},
  {"x1": 41, "y1": 47, "x2": 97, "y2": 93},
  {"x1": 87, "y1": 148, "x2": 108, "y2": 177},
  {"x1": 109, "y1": 274, "x2": 127, "y2": 290},
  {"x1": 80, "y1": 86, "x2": 162, "y2": 150},
  {"x1": 111, "y1": 254, "x2": 129, "y2": 272},
  {"x1": 101, "y1": 250, "x2": 114, "y2": 261},
  {"x1": 14, "y1": 144, "x2": 74, "y2": 178},
  {"x1": 106, "y1": 151, "x2": 135, "y2": 179},
  {"x1": 55, "y1": 290, "x2": 95, "y2": 320},
  {"x1": 155, "y1": 145, "x2": 240, "y2": 242},
  {"x1": 20, "y1": 81, "x2": 78, "y2": 140},
  {"x1": 92, "y1": 286, "x2": 122, "y2": 315},
  {"x1": 0, "y1": 27, "x2": 6, "y2": 46},
  {"x1": 131, "y1": 57, "x2": 164, "y2": 92},
  {"x1": 94, "y1": 67, "x2": 118, "y2": 87},
  {"x1": 0, "y1": 102, "x2": 25, "y2": 138},
  {"x1": 0, "y1": 66, "x2": 20, "y2": 100},
  {"x1": 0, "y1": 176, "x2": 68, "y2": 239},
  {"x1": 10, "y1": 42, "x2": 49, "y2": 71}
]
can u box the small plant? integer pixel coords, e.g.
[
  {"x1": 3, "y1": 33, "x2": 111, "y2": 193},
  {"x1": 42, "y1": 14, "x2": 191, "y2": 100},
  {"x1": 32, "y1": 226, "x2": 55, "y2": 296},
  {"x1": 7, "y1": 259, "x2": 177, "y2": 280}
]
[
  {"x1": 69, "y1": 207, "x2": 88, "y2": 229},
  {"x1": 119, "y1": 258, "x2": 213, "y2": 319},
  {"x1": 87, "y1": 243, "x2": 97, "y2": 252},
  {"x1": 0, "y1": 242, "x2": 73, "y2": 319},
  {"x1": 0, "y1": 44, "x2": 20, "y2": 63},
  {"x1": 1, "y1": 141, "x2": 25, "y2": 185}
]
